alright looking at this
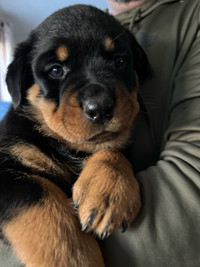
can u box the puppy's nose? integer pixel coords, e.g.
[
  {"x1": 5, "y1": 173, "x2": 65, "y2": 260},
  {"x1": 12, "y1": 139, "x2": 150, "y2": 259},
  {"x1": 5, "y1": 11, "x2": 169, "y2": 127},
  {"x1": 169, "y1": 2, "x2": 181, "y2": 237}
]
[{"x1": 84, "y1": 98, "x2": 114, "y2": 124}]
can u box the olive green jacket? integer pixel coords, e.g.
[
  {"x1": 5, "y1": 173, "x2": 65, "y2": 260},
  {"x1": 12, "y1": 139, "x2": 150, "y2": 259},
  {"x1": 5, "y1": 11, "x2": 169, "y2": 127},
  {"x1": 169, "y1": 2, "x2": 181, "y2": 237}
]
[{"x1": 101, "y1": 0, "x2": 200, "y2": 266}]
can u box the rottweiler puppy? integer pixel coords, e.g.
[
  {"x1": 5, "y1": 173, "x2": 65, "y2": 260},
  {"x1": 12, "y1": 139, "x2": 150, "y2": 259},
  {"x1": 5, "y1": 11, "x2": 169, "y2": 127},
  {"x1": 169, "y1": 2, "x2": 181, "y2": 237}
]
[{"x1": 0, "y1": 4, "x2": 149, "y2": 267}]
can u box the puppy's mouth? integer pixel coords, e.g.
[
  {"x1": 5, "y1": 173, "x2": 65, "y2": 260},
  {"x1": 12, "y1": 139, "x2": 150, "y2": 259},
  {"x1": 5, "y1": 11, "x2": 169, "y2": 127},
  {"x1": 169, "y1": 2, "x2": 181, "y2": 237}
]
[{"x1": 86, "y1": 131, "x2": 119, "y2": 143}]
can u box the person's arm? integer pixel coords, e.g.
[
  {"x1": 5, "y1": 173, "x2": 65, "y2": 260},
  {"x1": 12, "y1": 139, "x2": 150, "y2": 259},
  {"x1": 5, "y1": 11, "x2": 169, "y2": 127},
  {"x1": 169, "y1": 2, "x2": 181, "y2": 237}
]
[
  {"x1": 136, "y1": 14, "x2": 200, "y2": 265},
  {"x1": 102, "y1": 6, "x2": 200, "y2": 267}
]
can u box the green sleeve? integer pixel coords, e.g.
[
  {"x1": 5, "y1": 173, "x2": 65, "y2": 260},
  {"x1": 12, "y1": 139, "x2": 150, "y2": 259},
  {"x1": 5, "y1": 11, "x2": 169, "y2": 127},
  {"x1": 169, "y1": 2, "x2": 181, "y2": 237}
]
[
  {"x1": 0, "y1": 242, "x2": 24, "y2": 267},
  {"x1": 101, "y1": 10, "x2": 200, "y2": 267}
]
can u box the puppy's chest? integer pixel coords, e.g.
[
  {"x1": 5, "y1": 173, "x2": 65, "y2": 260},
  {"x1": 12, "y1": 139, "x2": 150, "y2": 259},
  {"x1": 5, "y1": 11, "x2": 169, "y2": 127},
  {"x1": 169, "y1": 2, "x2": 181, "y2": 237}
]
[{"x1": 6, "y1": 139, "x2": 86, "y2": 195}]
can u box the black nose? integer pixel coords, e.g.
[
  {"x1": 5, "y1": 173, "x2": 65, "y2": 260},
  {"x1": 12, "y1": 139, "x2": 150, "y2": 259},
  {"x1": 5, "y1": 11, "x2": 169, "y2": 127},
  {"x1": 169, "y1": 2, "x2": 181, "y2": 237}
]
[{"x1": 84, "y1": 98, "x2": 114, "y2": 124}]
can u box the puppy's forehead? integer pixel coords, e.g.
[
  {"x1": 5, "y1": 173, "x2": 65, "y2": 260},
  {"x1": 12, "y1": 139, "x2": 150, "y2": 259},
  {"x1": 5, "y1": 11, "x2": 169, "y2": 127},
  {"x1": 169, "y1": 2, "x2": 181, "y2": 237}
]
[
  {"x1": 32, "y1": 5, "x2": 132, "y2": 61},
  {"x1": 54, "y1": 37, "x2": 115, "y2": 60},
  {"x1": 35, "y1": 5, "x2": 125, "y2": 43}
]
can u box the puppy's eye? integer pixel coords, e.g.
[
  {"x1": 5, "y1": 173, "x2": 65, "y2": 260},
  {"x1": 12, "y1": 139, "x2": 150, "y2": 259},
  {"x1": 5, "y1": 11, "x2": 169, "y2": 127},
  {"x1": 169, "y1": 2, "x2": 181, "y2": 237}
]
[
  {"x1": 48, "y1": 65, "x2": 64, "y2": 79},
  {"x1": 114, "y1": 56, "x2": 127, "y2": 69}
]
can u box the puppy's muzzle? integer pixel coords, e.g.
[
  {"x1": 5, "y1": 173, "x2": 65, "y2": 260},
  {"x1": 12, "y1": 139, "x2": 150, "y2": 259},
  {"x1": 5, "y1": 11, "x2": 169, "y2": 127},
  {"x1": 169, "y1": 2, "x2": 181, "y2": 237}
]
[{"x1": 82, "y1": 84, "x2": 114, "y2": 124}]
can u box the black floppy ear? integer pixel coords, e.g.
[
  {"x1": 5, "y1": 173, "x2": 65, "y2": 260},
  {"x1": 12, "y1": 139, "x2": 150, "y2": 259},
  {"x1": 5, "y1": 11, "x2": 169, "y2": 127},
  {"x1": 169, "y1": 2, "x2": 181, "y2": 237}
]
[
  {"x1": 6, "y1": 39, "x2": 34, "y2": 109},
  {"x1": 130, "y1": 34, "x2": 152, "y2": 84}
]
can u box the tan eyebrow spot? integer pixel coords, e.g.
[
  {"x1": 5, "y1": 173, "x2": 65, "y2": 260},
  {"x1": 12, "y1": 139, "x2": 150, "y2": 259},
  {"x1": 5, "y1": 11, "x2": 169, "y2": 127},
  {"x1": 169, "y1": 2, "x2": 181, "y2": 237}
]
[
  {"x1": 104, "y1": 38, "x2": 115, "y2": 52},
  {"x1": 56, "y1": 45, "x2": 69, "y2": 61}
]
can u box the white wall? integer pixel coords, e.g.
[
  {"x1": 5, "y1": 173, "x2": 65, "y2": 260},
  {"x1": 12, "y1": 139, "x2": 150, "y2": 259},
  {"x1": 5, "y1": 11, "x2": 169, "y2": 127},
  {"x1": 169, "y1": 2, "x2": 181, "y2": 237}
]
[{"x1": 0, "y1": 0, "x2": 108, "y2": 44}]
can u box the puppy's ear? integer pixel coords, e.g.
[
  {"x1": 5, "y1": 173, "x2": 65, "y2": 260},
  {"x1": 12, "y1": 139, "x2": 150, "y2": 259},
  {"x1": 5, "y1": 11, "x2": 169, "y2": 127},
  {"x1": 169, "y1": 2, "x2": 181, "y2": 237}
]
[
  {"x1": 130, "y1": 34, "x2": 152, "y2": 84},
  {"x1": 6, "y1": 38, "x2": 34, "y2": 108}
]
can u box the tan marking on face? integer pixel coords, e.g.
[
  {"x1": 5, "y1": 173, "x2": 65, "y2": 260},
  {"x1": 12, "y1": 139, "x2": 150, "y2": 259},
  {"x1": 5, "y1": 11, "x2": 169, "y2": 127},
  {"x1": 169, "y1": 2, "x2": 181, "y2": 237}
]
[
  {"x1": 4, "y1": 178, "x2": 104, "y2": 267},
  {"x1": 27, "y1": 85, "x2": 99, "y2": 143},
  {"x1": 27, "y1": 83, "x2": 139, "y2": 153},
  {"x1": 109, "y1": 86, "x2": 139, "y2": 131},
  {"x1": 56, "y1": 45, "x2": 69, "y2": 61},
  {"x1": 104, "y1": 38, "x2": 115, "y2": 52},
  {"x1": 27, "y1": 83, "x2": 40, "y2": 102},
  {"x1": 68, "y1": 86, "x2": 139, "y2": 152},
  {"x1": 26, "y1": 85, "x2": 63, "y2": 139}
]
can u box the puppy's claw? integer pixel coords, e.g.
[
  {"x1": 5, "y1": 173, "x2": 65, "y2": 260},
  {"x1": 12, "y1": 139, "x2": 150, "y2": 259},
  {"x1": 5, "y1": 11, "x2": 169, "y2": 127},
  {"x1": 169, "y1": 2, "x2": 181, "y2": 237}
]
[
  {"x1": 87, "y1": 209, "x2": 97, "y2": 226},
  {"x1": 122, "y1": 221, "x2": 128, "y2": 233},
  {"x1": 73, "y1": 199, "x2": 80, "y2": 209},
  {"x1": 81, "y1": 224, "x2": 88, "y2": 232},
  {"x1": 82, "y1": 209, "x2": 97, "y2": 232},
  {"x1": 74, "y1": 201, "x2": 79, "y2": 209},
  {"x1": 100, "y1": 231, "x2": 109, "y2": 240}
]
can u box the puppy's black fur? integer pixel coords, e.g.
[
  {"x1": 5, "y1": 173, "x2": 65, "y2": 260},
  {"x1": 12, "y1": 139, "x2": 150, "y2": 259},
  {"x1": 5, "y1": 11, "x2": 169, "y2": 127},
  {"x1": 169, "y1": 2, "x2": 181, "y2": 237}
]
[{"x1": 0, "y1": 5, "x2": 149, "y2": 267}]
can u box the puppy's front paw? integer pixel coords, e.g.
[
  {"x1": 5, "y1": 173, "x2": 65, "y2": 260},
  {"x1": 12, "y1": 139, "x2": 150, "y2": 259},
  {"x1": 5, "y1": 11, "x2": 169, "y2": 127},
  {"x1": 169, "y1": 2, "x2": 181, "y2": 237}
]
[{"x1": 73, "y1": 150, "x2": 141, "y2": 239}]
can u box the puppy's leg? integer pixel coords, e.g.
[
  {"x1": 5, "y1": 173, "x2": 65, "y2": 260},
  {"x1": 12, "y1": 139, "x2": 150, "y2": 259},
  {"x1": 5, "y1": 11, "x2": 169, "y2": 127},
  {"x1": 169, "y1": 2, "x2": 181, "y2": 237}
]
[
  {"x1": 2, "y1": 175, "x2": 104, "y2": 267},
  {"x1": 73, "y1": 149, "x2": 141, "y2": 239}
]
